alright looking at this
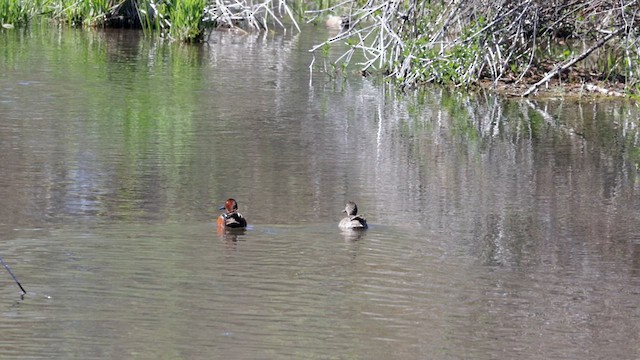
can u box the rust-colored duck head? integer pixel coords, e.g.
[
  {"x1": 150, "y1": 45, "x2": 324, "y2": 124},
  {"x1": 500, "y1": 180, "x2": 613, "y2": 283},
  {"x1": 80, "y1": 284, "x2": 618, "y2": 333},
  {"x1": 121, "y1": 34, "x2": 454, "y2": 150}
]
[{"x1": 219, "y1": 198, "x2": 239, "y2": 214}]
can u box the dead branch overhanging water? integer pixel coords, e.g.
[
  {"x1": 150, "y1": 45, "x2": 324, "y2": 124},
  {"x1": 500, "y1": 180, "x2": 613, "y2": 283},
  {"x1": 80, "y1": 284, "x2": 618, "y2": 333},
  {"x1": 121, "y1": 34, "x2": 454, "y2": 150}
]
[{"x1": 307, "y1": 0, "x2": 640, "y2": 96}]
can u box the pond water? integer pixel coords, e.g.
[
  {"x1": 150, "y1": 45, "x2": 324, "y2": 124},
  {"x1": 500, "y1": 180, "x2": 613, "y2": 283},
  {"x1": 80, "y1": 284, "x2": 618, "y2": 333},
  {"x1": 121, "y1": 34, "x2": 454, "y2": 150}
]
[{"x1": 2, "y1": 24, "x2": 640, "y2": 359}]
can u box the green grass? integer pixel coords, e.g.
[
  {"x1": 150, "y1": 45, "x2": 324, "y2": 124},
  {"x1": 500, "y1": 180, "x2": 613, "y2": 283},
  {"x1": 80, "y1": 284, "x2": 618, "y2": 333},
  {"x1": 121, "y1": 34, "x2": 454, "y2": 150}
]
[
  {"x1": 2, "y1": 0, "x2": 215, "y2": 42},
  {"x1": 166, "y1": 0, "x2": 207, "y2": 42},
  {"x1": 0, "y1": 0, "x2": 35, "y2": 26},
  {"x1": 1, "y1": 0, "x2": 302, "y2": 42}
]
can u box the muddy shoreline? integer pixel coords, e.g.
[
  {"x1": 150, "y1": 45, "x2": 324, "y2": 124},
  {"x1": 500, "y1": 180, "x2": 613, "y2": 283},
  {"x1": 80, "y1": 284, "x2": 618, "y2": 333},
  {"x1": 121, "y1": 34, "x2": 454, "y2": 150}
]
[{"x1": 482, "y1": 79, "x2": 629, "y2": 99}]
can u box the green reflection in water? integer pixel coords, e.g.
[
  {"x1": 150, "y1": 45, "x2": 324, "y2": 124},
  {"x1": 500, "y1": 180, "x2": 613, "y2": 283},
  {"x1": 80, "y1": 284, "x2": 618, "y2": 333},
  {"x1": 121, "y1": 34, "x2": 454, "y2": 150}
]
[{"x1": 1, "y1": 26, "x2": 207, "y2": 222}]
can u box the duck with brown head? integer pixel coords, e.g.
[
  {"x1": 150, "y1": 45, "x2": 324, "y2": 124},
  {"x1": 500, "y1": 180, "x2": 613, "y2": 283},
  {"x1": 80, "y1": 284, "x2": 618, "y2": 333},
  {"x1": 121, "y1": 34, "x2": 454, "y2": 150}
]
[
  {"x1": 339, "y1": 201, "x2": 368, "y2": 229},
  {"x1": 217, "y1": 198, "x2": 247, "y2": 229}
]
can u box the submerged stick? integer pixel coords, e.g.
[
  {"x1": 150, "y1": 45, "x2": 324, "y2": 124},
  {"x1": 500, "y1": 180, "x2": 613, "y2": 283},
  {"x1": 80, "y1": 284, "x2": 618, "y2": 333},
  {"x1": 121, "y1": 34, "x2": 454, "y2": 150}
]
[{"x1": 0, "y1": 255, "x2": 26, "y2": 295}]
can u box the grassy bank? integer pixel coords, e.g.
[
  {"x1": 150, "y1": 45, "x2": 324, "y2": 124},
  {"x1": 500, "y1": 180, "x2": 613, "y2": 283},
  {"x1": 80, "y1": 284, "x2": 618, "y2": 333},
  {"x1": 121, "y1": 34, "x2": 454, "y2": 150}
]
[{"x1": 0, "y1": 0, "x2": 299, "y2": 42}]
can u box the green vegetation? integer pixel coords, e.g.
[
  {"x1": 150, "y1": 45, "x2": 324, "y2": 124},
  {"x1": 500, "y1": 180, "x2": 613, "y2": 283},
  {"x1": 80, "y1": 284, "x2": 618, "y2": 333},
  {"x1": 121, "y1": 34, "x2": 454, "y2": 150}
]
[
  {"x1": 166, "y1": 0, "x2": 206, "y2": 41},
  {"x1": 0, "y1": 0, "x2": 299, "y2": 42},
  {"x1": 0, "y1": 0, "x2": 34, "y2": 26}
]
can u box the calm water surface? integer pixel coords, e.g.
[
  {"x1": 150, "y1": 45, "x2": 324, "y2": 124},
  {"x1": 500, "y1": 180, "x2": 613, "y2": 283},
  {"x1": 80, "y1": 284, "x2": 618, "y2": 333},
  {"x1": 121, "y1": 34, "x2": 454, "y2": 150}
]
[{"x1": 1, "y1": 25, "x2": 640, "y2": 359}]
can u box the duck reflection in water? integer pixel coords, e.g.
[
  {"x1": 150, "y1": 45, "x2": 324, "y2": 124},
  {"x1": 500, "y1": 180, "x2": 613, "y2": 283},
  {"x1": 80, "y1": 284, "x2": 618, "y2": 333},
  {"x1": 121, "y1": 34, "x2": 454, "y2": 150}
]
[
  {"x1": 218, "y1": 228, "x2": 246, "y2": 247},
  {"x1": 341, "y1": 227, "x2": 367, "y2": 241}
]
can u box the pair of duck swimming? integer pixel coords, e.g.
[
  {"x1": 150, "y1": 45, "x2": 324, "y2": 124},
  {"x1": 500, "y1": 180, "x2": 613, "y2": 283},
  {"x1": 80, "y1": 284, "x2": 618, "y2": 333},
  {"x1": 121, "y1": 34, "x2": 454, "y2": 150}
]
[{"x1": 217, "y1": 198, "x2": 368, "y2": 230}]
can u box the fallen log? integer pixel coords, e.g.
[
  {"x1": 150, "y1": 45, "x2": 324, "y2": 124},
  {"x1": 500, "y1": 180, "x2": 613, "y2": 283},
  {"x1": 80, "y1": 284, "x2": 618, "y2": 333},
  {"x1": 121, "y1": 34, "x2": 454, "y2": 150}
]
[{"x1": 521, "y1": 28, "x2": 624, "y2": 97}]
